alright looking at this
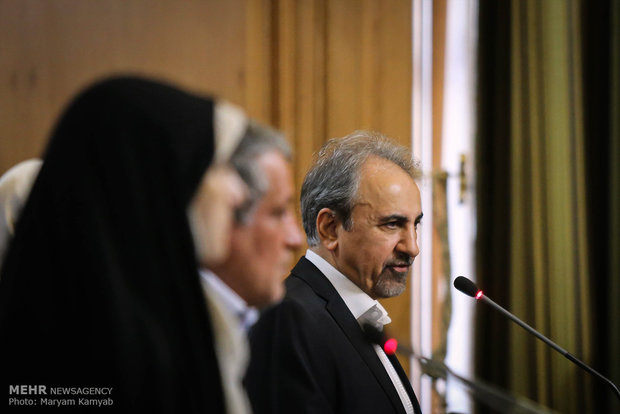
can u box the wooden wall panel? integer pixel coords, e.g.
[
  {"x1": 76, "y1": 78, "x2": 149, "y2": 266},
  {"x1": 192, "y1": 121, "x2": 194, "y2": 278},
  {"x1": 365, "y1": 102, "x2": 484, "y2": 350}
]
[
  {"x1": 326, "y1": 0, "x2": 364, "y2": 136},
  {"x1": 376, "y1": 0, "x2": 412, "y2": 147},
  {"x1": 324, "y1": 0, "x2": 412, "y2": 145},
  {"x1": 244, "y1": 0, "x2": 274, "y2": 124},
  {"x1": 431, "y1": 0, "x2": 448, "y2": 410},
  {"x1": 0, "y1": 0, "x2": 251, "y2": 172},
  {"x1": 1, "y1": 0, "x2": 414, "y2": 383},
  {"x1": 290, "y1": 0, "x2": 327, "y2": 189}
]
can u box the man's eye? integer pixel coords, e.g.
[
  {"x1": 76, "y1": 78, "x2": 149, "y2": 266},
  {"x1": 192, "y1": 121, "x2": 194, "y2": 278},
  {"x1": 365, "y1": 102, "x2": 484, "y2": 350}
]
[
  {"x1": 383, "y1": 222, "x2": 398, "y2": 229},
  {"x1": 271, "y1": 207, "x2": 286, "y2": 218}
]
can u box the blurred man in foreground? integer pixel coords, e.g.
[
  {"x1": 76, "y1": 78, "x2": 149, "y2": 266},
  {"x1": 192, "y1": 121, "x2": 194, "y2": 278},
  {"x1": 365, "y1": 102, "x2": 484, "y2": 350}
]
[{"x1": 198, "y1": 121, "x2": 303, "y2": 414}]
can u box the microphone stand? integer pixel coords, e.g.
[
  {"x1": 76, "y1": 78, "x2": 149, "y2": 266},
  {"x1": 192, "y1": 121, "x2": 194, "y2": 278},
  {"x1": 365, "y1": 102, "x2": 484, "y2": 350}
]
[
  {"x1": 478, "y1": 294, "x2": 620, "y2": 400},
  {"x1": 395, "y1": 341, "x2": 559, "y2": 414},
  {"x1": 454, "y1": 275, "x2": 620, "y2": 401},
  {"x1": 363, "y1": 324, "x2": 558, "y2": 414}
]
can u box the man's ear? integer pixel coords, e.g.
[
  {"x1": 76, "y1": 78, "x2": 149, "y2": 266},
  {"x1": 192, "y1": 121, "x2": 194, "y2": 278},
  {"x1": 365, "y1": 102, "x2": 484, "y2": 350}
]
[{"x1": 316, "y1": 208, "x2": 339, "y2": 251}]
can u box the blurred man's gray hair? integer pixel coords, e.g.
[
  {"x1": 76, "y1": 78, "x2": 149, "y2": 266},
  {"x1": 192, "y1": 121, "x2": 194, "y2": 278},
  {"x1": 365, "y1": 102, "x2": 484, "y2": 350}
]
[
  {"x1": 231, "y1": 121, "x2": 292, "y2": 223},
  {"x1": 301, "y1": 130, "x2": 420, "y2": 246}
]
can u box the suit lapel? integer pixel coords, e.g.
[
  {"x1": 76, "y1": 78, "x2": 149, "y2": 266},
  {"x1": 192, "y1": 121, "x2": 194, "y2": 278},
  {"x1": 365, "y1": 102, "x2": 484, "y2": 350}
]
[
  {"x1": 291, "y1": 257, "x2": 407, "y2": 414},
  {"x1": 388, "y1": 353, "x2": 422, "y2": 414}
]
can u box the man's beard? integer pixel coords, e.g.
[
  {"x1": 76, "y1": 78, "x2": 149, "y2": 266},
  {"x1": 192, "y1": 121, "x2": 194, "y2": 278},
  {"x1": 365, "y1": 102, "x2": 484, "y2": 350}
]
[{"x1": 372, "y1": 254, "x2": 413, "y2": 298}]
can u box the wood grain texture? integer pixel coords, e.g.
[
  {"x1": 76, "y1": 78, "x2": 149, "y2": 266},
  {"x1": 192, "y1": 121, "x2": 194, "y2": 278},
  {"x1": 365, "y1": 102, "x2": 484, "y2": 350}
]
[{"x1": 1, "y1": 0, "x2": 414, "y2": 381}]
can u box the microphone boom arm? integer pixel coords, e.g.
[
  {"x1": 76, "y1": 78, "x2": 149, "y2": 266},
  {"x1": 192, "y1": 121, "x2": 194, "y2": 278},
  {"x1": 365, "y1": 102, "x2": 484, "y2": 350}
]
[
  {"x1": 480, "y1": 295, "x2": 568, "y2": 355},
  {"x1": 478, "y1": 291, "x2": 620, "y2": 400}
]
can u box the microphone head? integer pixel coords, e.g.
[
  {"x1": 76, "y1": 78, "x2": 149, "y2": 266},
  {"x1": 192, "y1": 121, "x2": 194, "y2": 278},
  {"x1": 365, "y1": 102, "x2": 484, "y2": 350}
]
[
  {"x1": 361, "y1": 323, "x2": 398, "y2": 355},
  {"x1": 383, "y1": 338, "x2": 398, "y2": 355},
  {"x1": 454, "y1": 276, "x2": 479, "y2": 297}
]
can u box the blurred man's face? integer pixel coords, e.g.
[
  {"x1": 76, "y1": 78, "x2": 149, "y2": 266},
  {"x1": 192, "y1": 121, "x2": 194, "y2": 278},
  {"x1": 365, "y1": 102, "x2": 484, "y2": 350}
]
[{"x1": 213, "y1": 151, "x2": 303, "y2": 307}]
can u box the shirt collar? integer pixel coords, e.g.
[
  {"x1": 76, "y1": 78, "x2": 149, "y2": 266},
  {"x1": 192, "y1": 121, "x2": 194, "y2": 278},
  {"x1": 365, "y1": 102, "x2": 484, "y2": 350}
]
[
  {"x1": 304, "y1": 249, "x2": 390, "y2": 325},
  {"x1": 199, "y1": 269, "x2": 259, "y2": 329}
]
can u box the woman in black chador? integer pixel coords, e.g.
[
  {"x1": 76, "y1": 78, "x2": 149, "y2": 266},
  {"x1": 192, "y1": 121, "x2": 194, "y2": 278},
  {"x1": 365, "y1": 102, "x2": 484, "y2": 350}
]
[{"x1": 0, "y1": 77, "x2": 245, "y2": 412}]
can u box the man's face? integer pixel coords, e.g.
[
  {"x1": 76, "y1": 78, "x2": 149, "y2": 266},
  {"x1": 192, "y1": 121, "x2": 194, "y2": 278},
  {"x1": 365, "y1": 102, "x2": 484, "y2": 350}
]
[
  {"x1": 216, "y1": 150, "x2": 302, "y2": 307},
  {"x1": 332, "y1": 156, "x2": 422, "y2": 299}
]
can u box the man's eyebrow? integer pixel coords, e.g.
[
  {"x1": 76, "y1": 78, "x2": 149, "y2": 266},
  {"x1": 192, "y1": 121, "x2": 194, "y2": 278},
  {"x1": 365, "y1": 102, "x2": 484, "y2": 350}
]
[
  {"x1": 378, "y1": 214, "x2": 409, "y2": 224},
  {"x1": 377, "y1": 212, "x2": 423, "y2": 225},
  {"x1": 414, "y1": 212, "x2": 424, "y2": 225}
]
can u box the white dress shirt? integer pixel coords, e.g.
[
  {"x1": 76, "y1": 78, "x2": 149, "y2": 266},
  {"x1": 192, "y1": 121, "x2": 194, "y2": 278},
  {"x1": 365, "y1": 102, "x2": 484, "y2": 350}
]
[
  {"x1": 305, "y1": 249, "x2": 415, "y2": 414},
  {"x1": 200, "y1": 269, "x2": 258, "y2": 414}
]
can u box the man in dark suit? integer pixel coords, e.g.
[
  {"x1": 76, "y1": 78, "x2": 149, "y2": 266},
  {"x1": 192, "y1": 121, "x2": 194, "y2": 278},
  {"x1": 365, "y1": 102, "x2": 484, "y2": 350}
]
[{"x1": 245, "y1": 130, "x2": 424, "y2": 414}]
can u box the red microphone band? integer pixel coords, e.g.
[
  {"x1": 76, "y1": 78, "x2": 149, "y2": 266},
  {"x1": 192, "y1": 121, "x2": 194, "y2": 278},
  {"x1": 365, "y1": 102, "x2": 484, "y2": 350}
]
[{"x1": 383, "y1": 338, "x2": 398, "y2": 355}]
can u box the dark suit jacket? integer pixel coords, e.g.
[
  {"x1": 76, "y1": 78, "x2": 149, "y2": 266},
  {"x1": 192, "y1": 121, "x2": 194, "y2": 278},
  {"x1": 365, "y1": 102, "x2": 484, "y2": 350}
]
[{"x1": 245, "y1": 257, "x2": 422, "y2": 414}]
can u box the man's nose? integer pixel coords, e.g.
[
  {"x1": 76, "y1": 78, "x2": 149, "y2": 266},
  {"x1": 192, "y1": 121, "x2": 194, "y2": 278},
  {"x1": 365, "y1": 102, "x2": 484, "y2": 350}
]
[
  {"x1": 285, "y1": 215, "x2": 303, "y2": 250},
  {"x1": 397, "y1": 225, "x2": 419, "y2": 258}
]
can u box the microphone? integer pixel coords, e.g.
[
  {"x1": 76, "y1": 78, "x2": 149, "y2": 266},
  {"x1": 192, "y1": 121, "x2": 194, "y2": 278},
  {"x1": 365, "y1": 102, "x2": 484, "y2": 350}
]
[
  {"x1": 361, "y1": 323, "x2": 557, "y2": 413},
  {"x1": 454, "y1": 276, "x2": 620, "y2": 400},
  {"x1": 361, "y1": 323, "x2": 401, "y2": 355},
  {"x1": 361, "y1": 323, "x2": 449, "y2": 380}
]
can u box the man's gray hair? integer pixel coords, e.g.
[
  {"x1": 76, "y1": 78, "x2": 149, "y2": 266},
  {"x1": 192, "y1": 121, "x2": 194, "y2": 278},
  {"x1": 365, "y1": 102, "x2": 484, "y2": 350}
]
[
  {"x1": 301, "y1": 130, "x2": 420, "y2": 246},
  {"x1": 231, "y1": 120, "x2": 291, "y2": 223}
]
